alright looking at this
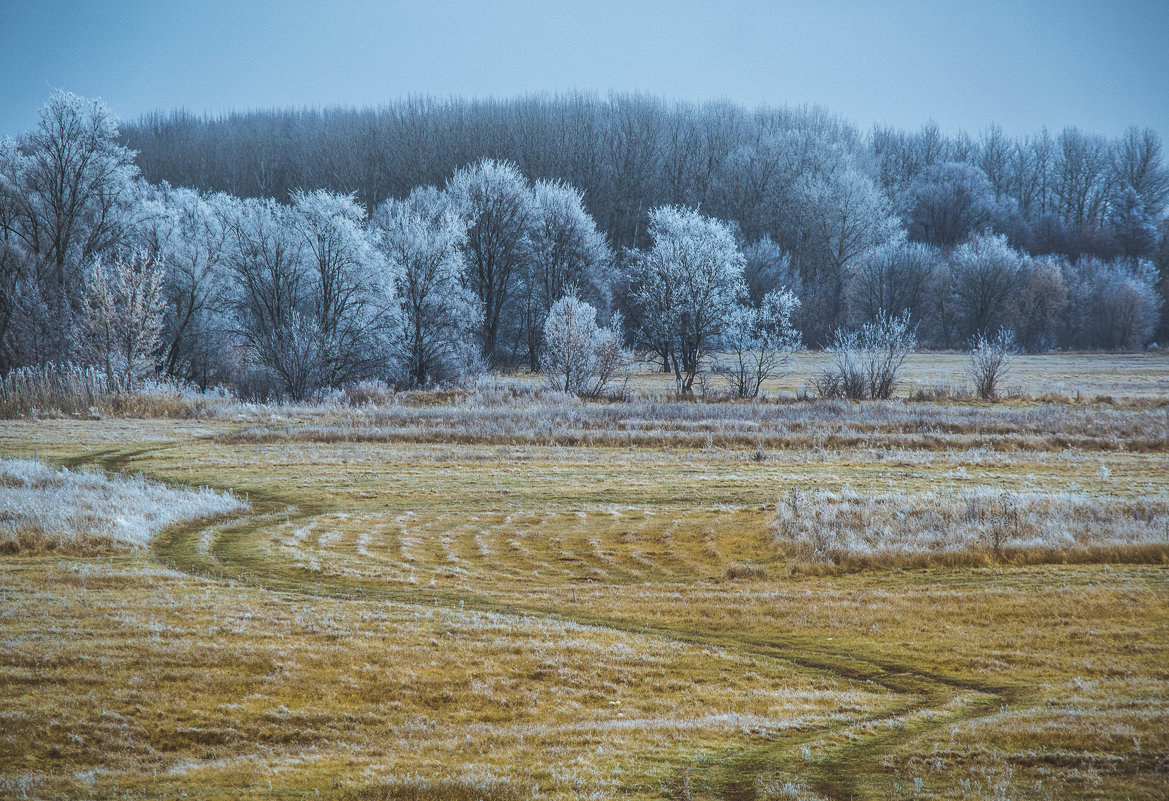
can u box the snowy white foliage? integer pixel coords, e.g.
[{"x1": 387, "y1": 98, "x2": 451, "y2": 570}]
[
  {"x1": 775, "y1": 486, "x2": 1169, "y2": 563},
  {"x1": 133, "y1": 185, "x2": 233, "y2": 382},
  {"x1": 3, "y1": 90, "x2": 1167, "y2": 393},
  {"x1": 946, "y1": 233, "x2": 1027, "y2": 339},
  {"x1": 76, "y1": 253, "x2": 165, "y2": 391},
  {"x1": 848, "y1": 237, "x2": 940, "y2": 327},
  {"x1": 968, "y1": 327, "x2": 1017, "y2": 399},
  {"x1": 816, "y1": 311, "x2": 916, "y2": 400},
  {"x1": 632, "y1": 206, "x2": 748, "y2": 393},
  {"x1": 541, "y1": 293, "x2": 630, "y2": 397},
  {"x1": 0, "y1": 459, "x2": 246, "y2": 552},
  {"x1": 373, "y1": 187, "x2": 483, "y2": 387},
  {"x1": 796, "y1": 164, "x2": 900, "y2": 335},
  {"x1": 446, "y1": 159, "x2": 534, "y2": 364},
  {"x1": 520, "y1": 179, "x2": 612, "y2": 370},
  {"x1": 714, "y1": 289, "x2": 803, "y2": 398},
  {"x1": 0, "y1": 91, "x2": 140, "y2": 366}
]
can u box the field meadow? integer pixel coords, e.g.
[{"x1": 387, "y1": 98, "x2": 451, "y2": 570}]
[{"x1": 2, "y1": 352, "x2": 1169, "y2": 800}]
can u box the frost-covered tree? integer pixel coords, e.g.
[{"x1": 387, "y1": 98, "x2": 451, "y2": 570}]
[
  {"x1": 847, "y1": 238, "x2": 939, "y2": 328},
  {"x1": 290, "y1": 189, "x2": 385, "y2": 386},
  {"x1": 713, "y1": 289, "x2": 802, "y2": 398},
  {"x1": 1064, "y1": 257, "x2": 1161, "y2": 350},
  {"x1": 797, "y1": 166, "x2": 899, "y2": 339},
  {"x1": 906, "y1": 162, "x2": 999, "y2": 249},
  {"x1": 133, "y1": 185, "x2": 233, "y2": 385},
  {"x1": 948, "y1": 233, "x2": 1027, "y2": 339},
  {"x1": 77, "y1": 254, "x2": 165, "y2": 391},
  {"x1": 631, "y1": 206, "x2": 747, "y2": 393},
  {"x1": 519, "y1": 179, "x2": 611, "y2": 371},
  {"x1": 0, "y1": 91, "x2": 139, "y2": 365},
  {"x1": 541, "y1": 293, "x2": 629, "y2": 397},
  {"x1": 220, "y1": 196, "x2": 317, "y2": 398},
  {"x1": 372, "y1": 187, "x2": 481, "y2": 387},
  {"x1": 1109, "y1": 186, "x2": 1158, "y2": 260},
  {"x1": 1112, "y1": 127, "x2": 1169, "y2": 220},
  {"x1": 741, "y1": 236, "x2": 799, "y2": 305},
  {"x1": 1013, "y1": 257, "x2": 1068, "y2": 352},
  {"x1": 447, "y1": 159, "x2": 534, "y2": 365},
  {"x1": 1054, "y1": 127, "x2": 1113, "y2": 232}
]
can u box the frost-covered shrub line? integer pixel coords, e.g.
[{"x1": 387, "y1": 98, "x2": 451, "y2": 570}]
[
  {"x1": 0, "y1": 459, "x2": 247, "y2": 553},
  {"x1": 221, "y1": 393, "x2": 1169, "y2": 453},
  {"x1": 773, "y1": 486, "x2": 1169, "y2": 565}
]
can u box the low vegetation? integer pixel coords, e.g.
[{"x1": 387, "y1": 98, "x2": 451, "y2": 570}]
[
  {"x1": 774, "y1": 486, "x2": 1169, "y2": 568},
  {"x1": 0, "y1": 458, "x2": 245, "y2": 553},
  {"x1": 1, "y1": 356, "x2": 1167, "y2": 799}
]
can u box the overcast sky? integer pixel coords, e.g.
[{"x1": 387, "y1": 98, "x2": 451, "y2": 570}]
[{"x1": 2, "y1": 0, "x2": 1167, "y2": 143}]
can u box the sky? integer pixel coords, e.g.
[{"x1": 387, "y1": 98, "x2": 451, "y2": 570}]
[{"x1": 1, "y1": 0, "x2": 1167, "y2": 144}]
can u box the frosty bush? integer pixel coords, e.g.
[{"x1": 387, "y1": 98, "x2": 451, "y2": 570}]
[
  {"x1": 774, "y1": 486, "x2": 1169, "y2": 565},
  {"x1": 541, "y1": 294, "x2": 630, "y2": 397},
  {"x1": 713, "y1": 289, "x2": 802, "y2": 398},
  {"x1": 815, "y1": 311, "x2": 916, "y2": 400},
  {"x1": 968, "y1": 327, "x2": 1017, "y2": 400}
]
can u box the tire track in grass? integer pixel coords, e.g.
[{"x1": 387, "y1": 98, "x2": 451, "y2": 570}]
[{"x1": 71, "y1": 442, "x2": 1034, "y2": 801}]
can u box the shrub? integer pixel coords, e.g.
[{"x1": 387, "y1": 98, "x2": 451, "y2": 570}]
[
  {"x1": 814, "y1": 311, "x2": 916, "y2": 400},
  {"x1": 713, "y1": 290, "x2": 802, "y2": 399},
  {"x1": 968, "y1": 328, "x2": 1017, "y2": 400}
]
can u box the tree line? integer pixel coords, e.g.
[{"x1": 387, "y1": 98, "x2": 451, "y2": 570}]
[{"x1": 1, "y1": 91, "x2": 1166, "y2": 399}]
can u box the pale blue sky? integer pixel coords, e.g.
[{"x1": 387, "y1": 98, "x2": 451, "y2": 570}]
[{"x1": 2, "y1": 0, "x2": 1167, "y2": 142}]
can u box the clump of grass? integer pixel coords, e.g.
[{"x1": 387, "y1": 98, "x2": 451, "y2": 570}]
[
  {"x1": 0, "y1": 458, "x2": 246, "y2": 553},
  {"x1": 773, "y1": 487, "x2": 1169, "y2": 568},
  {"x1": 342, "y1": 380, "x2": 398, "y2": 408},
  {"x1": 725, "y1": 561, "x2": 770, "y2": 580}
]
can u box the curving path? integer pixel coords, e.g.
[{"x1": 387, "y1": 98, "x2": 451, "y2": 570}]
[{"x1": 72, "y1": 441, "x2": 1035, "y2": 801}]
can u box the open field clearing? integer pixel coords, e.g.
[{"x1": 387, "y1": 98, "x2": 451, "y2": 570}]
[
  {"x1": 2, "y1": 377, "x2": 1168, "y2": 800},
  {"x1": 599, "y1": 352, "x2": 1169, "y2": 401}
]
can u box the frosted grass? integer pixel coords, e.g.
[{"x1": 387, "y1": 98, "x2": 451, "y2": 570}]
[{"x1": 0, "y1": 459, "x2": 247, "y2": 552}]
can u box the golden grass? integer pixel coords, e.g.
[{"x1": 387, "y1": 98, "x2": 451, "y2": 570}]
[{"x1": 1, "y1": 372, "x2": 1168, "y2": 800}]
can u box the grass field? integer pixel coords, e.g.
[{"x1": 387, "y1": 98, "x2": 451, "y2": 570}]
[{"x1": 2, "y1": 353, "x2": 1168, "y2": 800}]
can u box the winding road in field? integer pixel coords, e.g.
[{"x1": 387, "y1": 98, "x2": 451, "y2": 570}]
[{"x1": 72, "y1": 441, "x2": 1034, "y2": 801}]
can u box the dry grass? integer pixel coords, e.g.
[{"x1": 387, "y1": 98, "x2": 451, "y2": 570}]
[
  {"x1": 773, "y1": 486, "x2": 1169, "y2": 568},
  {"x1": 0, "y1": 364, "x2": 233, "y2": 420},
  {"x1": 0, "y1": 365, "x2": 1167, "y2": 799},
  {"x1": 0, "y1": 458, "x2": 246, "y2": 554}
]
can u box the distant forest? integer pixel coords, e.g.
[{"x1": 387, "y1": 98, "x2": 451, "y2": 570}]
[{"x1": 123, "y1": 93, "x2": 1169, "y2": 344}]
